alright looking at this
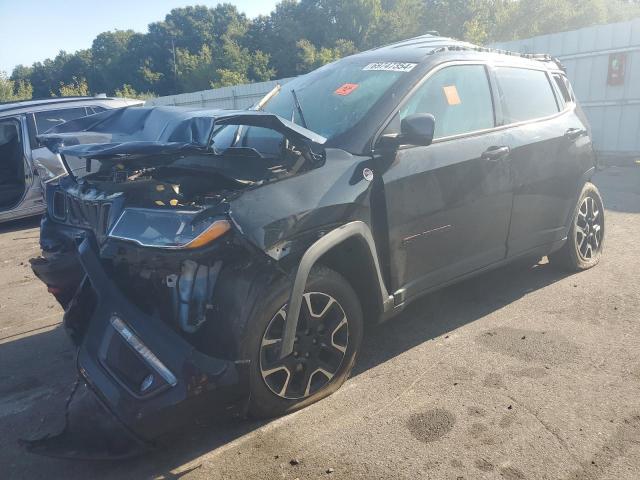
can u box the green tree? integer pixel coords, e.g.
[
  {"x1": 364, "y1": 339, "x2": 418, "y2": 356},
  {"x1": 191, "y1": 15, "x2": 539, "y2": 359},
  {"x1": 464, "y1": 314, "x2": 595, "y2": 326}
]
[
  {"x1": 9, "y1": 0, "x2": 640, "y2": 98},
  {"x1": 114, "y1": 84, "x2": 155, "y2": 100},
  {"x1": 91, "y1": 30, "x2": 135, "y2": 93},
  {"x1": 0, "y1": 71, "x2": 33, "y2": 102},
  {"x1": 55, "y1": 77, "x2": 90, "y2": 97},
  {"x1": 296, "y1": 38, "x2": 357, "y2": 73}
]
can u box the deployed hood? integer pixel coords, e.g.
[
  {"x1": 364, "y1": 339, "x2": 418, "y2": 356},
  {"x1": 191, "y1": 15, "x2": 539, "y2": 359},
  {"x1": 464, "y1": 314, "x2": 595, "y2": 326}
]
[{"x1": 38, "y1": 106, "x2": 327, "y2": 160}]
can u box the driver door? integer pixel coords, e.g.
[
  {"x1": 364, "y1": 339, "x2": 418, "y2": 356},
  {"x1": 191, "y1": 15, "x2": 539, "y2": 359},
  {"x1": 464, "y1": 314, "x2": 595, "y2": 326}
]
[{"x1": 378, "y1": 63, "x2": 513, "y2": 300}]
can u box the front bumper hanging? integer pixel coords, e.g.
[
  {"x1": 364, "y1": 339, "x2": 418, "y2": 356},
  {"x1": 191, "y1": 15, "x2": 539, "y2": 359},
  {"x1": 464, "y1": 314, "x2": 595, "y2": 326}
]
[{"x1": 24, "y1": 235, "x2": 250, "y2": 459}]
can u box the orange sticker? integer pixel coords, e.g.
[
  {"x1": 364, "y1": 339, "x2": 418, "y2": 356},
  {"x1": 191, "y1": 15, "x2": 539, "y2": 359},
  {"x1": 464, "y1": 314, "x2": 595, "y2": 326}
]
[
  {"x1": 443, "y1": 85, "x2": 461, "y2": 105},
  {"x1": 335, "y1": 83, "x2": 359, "y2": 96}
]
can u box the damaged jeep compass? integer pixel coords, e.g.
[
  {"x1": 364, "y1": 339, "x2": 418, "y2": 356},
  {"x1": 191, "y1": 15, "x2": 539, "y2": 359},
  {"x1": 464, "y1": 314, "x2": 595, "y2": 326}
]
[{"x1": 28, "y1": 35, "x2": 604, "y2": 458}]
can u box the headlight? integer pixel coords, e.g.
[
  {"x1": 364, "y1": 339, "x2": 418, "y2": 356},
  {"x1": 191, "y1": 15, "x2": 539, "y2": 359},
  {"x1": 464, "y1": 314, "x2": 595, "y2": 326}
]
[{"x1": 108, "y1": 208, "x2": 230, "y2": 249}]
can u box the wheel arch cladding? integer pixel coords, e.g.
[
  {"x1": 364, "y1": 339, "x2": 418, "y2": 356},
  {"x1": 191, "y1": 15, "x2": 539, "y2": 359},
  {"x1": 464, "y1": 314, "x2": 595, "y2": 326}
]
[
  {"x1": 317, "y1": 235, "x2": 385, "y2": 326},
  {"x1": 279, "y1": 221, "x2": 394, "y2": 359}
]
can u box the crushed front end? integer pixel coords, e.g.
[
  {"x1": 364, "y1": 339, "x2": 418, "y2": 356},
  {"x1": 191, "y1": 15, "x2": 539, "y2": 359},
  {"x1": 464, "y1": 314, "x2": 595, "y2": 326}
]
[
  {"x1": 25, "y1": 107, "x2": 328, "y2": 458},
  {"x1": 27, "y1": 176, "x2": 253, "y2": 458}
]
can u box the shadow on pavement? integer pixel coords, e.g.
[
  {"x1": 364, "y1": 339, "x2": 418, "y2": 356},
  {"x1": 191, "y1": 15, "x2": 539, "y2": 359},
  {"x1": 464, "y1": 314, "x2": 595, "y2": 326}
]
[
  {"x1": 0, "y1": 257, "x2": 571, "y2": 479},
  {"x1": 0, "y1": 215, "x2": 42, "y2": 234}
]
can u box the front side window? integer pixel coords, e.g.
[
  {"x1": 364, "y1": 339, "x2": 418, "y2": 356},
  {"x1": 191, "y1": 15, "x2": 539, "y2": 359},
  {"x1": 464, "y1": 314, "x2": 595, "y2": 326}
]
[
  {"x1": 399, "y1": 64, "x2": 495, "y2": 139},
  {"x1": 494, "y1": 67, "x2": 559, "y2": 123}
]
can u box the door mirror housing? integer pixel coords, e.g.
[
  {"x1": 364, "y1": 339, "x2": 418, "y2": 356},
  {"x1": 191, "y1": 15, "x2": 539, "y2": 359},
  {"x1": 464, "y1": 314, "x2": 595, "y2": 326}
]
[{"x1": 400, "y1": 113, "x2": 435, "y2": 146}]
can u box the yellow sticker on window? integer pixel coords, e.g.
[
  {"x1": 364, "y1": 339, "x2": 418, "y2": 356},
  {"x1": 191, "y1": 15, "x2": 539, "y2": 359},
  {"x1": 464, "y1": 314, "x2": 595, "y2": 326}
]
[{"x1": 443, "y1": 85, "x2": 461, "y2": 106}]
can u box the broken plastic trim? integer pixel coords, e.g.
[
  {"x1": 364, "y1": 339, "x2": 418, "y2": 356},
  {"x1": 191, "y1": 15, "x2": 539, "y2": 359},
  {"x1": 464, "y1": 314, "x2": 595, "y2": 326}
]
[{"x1": 110, "y1": 316, "x2": 178, "y2": 387}]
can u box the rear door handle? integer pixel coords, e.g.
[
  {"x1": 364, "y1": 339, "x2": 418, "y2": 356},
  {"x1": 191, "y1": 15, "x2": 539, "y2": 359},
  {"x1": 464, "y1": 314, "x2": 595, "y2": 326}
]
[
  {"x1": 481, "y1": 146, "x2": 510, "y2": 161},
  {"x1": 565, "y1": 128, "x2": 586, "y2": 141}
]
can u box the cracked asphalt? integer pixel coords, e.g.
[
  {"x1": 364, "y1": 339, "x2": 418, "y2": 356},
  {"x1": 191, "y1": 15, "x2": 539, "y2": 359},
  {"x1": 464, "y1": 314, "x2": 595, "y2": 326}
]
[{"x1": 1, "y1": 166, "x2": 639, "y2": 479}]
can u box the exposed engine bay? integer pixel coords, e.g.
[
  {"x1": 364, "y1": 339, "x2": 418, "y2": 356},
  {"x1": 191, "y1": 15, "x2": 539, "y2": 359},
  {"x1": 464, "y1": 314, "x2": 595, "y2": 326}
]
[{"x1": 36, "y1": 107, "x2": 327, "y2": 351}]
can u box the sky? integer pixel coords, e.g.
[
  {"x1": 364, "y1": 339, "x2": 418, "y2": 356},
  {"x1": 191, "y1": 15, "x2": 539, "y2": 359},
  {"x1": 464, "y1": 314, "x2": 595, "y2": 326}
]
[{"x1": 0, "y1": 0, "x2": 279, "y2": 74}]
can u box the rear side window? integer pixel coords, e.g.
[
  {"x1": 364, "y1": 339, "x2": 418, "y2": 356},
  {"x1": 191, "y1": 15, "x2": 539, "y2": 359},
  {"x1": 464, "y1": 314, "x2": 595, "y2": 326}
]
[
  {"x1": 494, "y1": 67, "x2": 559, "y2": 124},
  {"x1": 400, "y1": 64, "x2": 495, "y2": 139},
  {"x1": 33, "y1": 107, "x2": 88, "y2": 135}
]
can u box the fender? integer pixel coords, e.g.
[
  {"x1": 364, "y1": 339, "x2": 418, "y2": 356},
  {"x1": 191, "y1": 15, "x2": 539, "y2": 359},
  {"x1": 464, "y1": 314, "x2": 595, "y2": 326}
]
[{"x1": 279, "y1": 221, "x2": 394, "y2": 359}]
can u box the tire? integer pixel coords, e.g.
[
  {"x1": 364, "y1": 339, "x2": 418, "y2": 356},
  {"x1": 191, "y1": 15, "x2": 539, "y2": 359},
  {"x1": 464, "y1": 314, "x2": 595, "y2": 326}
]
[
  {"x1": 242, "y1": 265, "x2": 363, "y2": 419},
  {"x1": 549, "y1": 182, "x2": 605, "y2": 271}
]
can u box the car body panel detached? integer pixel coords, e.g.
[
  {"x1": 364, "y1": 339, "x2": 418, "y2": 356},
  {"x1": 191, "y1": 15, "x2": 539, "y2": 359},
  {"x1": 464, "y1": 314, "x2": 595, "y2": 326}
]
[{"x1": 27, "y1": 34, "x2": 599, "y2": 458}]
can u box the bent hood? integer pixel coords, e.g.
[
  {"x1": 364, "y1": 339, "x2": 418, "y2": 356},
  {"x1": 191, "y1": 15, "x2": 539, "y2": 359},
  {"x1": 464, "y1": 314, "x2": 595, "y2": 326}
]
[{"x1": 38, "y1": 106, "x2": 327, "y2": 160}]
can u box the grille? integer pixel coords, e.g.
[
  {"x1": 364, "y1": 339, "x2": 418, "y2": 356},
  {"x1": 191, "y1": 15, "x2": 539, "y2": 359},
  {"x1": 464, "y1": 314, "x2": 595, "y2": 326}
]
[{"x1": 50, "y1": 191, "x2": 114, "y2": 239}]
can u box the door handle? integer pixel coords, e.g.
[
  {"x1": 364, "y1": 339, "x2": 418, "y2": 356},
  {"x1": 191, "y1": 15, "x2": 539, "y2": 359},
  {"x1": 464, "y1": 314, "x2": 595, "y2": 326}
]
[
  {"x1": 565, "y1": 128, "x2": 586, "y2": 141},
  {"x1": 481, "y1": 146, "x2": 510, "y2": 161}
]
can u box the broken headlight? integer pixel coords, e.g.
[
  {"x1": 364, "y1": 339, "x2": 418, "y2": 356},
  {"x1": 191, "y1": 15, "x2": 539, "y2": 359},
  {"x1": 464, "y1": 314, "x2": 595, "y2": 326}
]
[{"x1": 108, "y1": 208, "x2": 230, "y2": 249}]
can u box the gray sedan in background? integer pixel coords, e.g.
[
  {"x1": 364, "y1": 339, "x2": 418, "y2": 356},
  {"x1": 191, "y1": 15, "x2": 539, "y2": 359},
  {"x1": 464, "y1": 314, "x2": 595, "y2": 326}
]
[{"x1": 0, "y1": 96, "x2": 143, "y2": 223}]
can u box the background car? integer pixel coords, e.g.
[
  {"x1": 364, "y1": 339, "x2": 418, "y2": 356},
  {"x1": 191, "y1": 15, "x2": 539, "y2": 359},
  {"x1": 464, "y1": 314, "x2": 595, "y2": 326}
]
[{"x1": 0, "y1": 96, "x2": 143, "y2": 223}]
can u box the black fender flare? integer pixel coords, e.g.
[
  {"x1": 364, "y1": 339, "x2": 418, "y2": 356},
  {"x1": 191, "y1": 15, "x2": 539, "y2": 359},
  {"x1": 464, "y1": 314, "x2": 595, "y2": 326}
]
[{"x1": 279, "y1": 221, "x2": 394, "y2": 359}]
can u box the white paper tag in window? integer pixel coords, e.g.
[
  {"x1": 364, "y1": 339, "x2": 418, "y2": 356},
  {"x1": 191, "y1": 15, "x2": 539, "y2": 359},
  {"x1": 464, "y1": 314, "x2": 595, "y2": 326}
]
[{"x1": 363, "y1": 62, "x2": 417, "y2": 73}]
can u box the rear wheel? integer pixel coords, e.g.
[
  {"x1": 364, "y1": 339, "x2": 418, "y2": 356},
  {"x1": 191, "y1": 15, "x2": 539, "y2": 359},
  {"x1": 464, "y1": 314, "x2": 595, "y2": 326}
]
[
  {"x1": 549, "y1": 182, "x2": 605, "y2": 271},
  {"x1": 244, "y1": 266, "x2": 363, "y2": 418}
]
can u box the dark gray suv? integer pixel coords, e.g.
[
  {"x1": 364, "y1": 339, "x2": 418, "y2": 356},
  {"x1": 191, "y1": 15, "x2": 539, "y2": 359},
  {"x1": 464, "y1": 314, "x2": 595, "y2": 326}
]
[{"x1": 28, "y1": 34, "x2": 603, "y2": 458}]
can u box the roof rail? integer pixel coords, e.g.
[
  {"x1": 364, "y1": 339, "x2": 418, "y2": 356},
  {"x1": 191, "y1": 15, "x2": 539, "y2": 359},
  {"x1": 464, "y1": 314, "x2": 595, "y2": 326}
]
[{"x1": 431, "y1": 44, "x2": 565, "y2": 70}]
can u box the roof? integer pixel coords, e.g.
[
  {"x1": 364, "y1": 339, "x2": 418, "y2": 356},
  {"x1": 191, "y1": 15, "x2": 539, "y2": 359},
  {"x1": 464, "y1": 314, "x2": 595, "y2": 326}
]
[{"x1": 0, "y1": 96, "x2": 135, "y2": 114}]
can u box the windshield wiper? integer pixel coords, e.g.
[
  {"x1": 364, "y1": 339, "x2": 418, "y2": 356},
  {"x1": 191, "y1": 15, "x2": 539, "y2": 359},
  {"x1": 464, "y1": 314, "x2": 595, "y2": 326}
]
[{"x1": 290, "y1": 88, "x2": 308, "y2": 129}]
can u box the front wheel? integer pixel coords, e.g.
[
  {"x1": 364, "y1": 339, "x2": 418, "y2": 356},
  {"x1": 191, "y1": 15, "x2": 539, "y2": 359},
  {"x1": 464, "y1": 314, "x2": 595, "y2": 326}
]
[
  {"x1": 549, "y1": 182, "x2": 605, "y2": 271},
  {"x1": 243, "y1": 266, "x2": 363, "y2": 418}
]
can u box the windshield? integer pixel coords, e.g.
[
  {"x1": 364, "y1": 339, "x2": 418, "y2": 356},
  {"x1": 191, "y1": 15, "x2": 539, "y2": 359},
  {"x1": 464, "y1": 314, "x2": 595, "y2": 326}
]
[{"x1": 212, "y1": 60, "x2": 411, "y2": 154}]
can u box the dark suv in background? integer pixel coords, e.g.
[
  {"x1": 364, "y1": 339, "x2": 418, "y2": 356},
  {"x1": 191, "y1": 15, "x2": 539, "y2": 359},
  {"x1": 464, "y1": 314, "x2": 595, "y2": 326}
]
[{"x1": 28, "y1": 34, "x2": 603, "y2": 458}]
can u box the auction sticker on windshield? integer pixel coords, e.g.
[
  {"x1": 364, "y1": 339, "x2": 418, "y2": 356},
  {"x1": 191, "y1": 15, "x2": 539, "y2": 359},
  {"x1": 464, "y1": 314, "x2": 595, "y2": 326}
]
[
  {"x1": 363, "y1": 62, "x2": 417, "y2": 72},
  {"x1": 335, "y1": 83, "x2": 359, "y2": 96}
]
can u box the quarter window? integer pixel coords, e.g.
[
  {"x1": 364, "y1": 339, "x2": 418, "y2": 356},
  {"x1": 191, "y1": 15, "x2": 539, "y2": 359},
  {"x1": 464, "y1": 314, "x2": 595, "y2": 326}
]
[
  {"x1": 494, "y1": 67, "x2": 559, "y2": 123},
  {"x1": 552, "y1": 73, "x2": 574, "y2": 107},
  {"x1": 400, "y1": 65, "x2": 495, "y2": 139}
]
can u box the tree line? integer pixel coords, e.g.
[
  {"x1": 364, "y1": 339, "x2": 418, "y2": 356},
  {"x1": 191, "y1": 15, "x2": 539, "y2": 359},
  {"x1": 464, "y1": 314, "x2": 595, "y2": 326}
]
[{"x1": 2, "y1": 0, "x2": 639, "y2": 101}]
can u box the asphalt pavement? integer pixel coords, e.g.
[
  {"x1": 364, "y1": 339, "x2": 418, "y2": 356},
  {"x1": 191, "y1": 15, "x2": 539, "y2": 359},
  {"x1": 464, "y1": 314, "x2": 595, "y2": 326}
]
[{"x1": 1, "y1": 166, "x2": 639, "y2": 479}]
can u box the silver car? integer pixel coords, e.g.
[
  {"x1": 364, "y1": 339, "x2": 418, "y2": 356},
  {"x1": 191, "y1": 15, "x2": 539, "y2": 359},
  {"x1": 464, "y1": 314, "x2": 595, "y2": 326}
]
[{"x1": 0, "y1": 96, "x2": 143, "y2": 223}]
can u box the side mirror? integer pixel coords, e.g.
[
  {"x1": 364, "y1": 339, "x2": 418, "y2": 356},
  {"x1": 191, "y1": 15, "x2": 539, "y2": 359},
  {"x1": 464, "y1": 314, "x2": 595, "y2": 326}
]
[{"x1": 400, "y1": 113, "x2": 435, "y2": 146}]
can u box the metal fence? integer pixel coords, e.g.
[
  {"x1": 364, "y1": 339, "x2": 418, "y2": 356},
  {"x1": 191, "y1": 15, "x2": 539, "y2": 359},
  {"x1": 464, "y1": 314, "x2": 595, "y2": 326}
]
[
  {"x1": 492, "y1": 18, "x2": 640, "y2": 161},
  {"x1": 146, "y1": 78, "x2": 293, "y2": 110}
]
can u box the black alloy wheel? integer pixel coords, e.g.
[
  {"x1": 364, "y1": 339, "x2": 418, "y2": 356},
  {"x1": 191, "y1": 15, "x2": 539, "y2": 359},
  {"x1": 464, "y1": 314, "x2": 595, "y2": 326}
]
[{"x1": 259, "y1": 292, "x2": 349, "y2": 400}]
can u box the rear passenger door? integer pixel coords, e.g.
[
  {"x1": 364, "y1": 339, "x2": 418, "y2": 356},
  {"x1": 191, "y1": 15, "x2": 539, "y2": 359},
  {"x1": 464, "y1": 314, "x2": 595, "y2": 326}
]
[
  {"x1": 380, "y1": 63, "x2": 513, "y2": 299},
  {"x1": 495, "y1": 66, "x2": 588, "y2": 257}
]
